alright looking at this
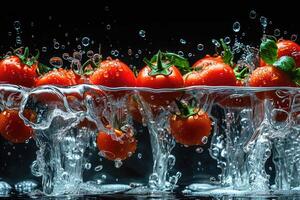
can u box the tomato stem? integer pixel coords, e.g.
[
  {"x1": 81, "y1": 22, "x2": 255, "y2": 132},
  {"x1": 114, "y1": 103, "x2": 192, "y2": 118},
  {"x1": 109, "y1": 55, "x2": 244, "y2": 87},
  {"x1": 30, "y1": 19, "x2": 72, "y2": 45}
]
[{"x1": 175, "y1": 100, "x2": 197, "y2": 118}]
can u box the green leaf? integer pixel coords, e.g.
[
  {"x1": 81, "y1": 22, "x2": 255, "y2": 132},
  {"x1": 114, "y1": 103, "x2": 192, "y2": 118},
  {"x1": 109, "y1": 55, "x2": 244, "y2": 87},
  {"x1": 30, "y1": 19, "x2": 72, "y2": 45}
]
[
  {"x1": 259, "y1": 38, "x2": 278, "y2": 65},
  {"x1": 234, "y1": 65, "x2": 249, "y2": 80},
  {"x1": 220, "y1": 39, "x2": 233, "y2": 66},
  {"x1": 273, "y1": 56, "x2": 296, "y2": 72},
  {"x1": 164, "y1": 52, "x2": 190, "y2": 74},
  {"x1": 292, "y1": 67, "x2": 300, "y2": 86},
  {"x1": 37, "y1": 63, "x2": 52, "y2": 75}
]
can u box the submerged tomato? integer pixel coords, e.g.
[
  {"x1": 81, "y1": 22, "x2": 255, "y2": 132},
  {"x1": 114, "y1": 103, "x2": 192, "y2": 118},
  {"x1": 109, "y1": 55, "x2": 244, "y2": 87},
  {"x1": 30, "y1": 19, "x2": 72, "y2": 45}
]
[
  {"x1": 170, "y1": 109, "x2": 212, "y2": 146},
  {"x1": 0, "y1": 109, "x2": 36, "y2": 143},
  {"x1": 96, "y1": 129, "x2": 137, "y2": 161}
]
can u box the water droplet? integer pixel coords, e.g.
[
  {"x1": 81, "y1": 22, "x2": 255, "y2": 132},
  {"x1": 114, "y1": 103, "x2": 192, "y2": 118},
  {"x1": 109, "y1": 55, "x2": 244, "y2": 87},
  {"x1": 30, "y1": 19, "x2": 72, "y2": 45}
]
[
  {"x1": 260, "y1": 16, "x2": 268, "y2": 28},
  {"x1": 224, "y1": 37, "x2": 231, "y2": 44},
  {"x1": 188, "y1": 53, "x2": 193, "y2": 57},
  {"x1": 114, "y1": 159, "x2": 123, "y2": 168},
  {"x1": 77, "y1": 45, "x2": 82, "y2": 50},
  {"x1": 135, "y1": 54, "x2": 139, "y2": 58},
  {"x1": 81, "y1": 37, "x2": 90, "y2": 47},
  {"x1": 198, "y1": 161, "x2": 202, "y2": 166},
  {"x1": 210, "y1": 177, "x2": 216, "y2": 182},
  {"x1": 284, "y1": 30, "x2": 288, "y2": 35},
  {"x1": 8, "y1": 32, "x2": 12, "y2": 36},
  {"x1": 180, "y1": 38, "x2": 187, "y2": 44},
  {"x1": 53, "y1": 42, "x2": 60, "y2": 49},
  {"x1": 93, "y1": 54, "x2": 102, "y2": 63},
  {"x1": 274, "y1": 29, "x2": 280, "y2": 36},
  {"x1": 114, "y1": 50, "x2": 119, "y2": 57},
  {"x1": 31, "y1": 161, "x2": 42, "y2": 177},
  {"x1": 138, "y1": 49, "x2": 142, "y2": 54},
  {"x1": 65, "y1": 32, "x2": 68, "y2": 37},
  {"x1": 16, "y1": 36, "x2": 22, "y2": 45},
  {"x1": 128, "y1": 49, "x2": 133, "y2": 55},
  {"x1": 178, "y1": 51, "x2": 184, "y2": 57},
  {"x1": 197, "y1": 44, "x2": 204, "y2": 51},
  {"x1": 249, "y1": 10, "x2": 256, "y2": 19},
  {"x1": 87, "y1": 50, "x2": 94, "y2": 58},
  {"x1": 106, "y1": 24, "x2": 111, "y2": 30},
  {"x1": 291, "y1": 34, "x2": 298, "y2": 41},
  {"x1": 42, "y1": 47, "x2": 47, "y2": 52},
  {"x1": 7, "y1": 152, "x2": 11, "y2": 156},
  {"x1": 73, "y1": 51, "x2": 82, "y2": 61},
  {"x1": 14, "y1": 21, "x2": 21, "y2": 30},
  {"x1": 94, "y1": 165, "x2": 103, "y2": 171},
  {"x1": 139, "y1": 30, "x2": 146, "y2": 38},
  {"x1": 85, "y1": 163, "x2": 92, "y2": 170},
  {"x1": 101, "y1": 174, "x2": 106, "y2": 179},
  {"x1": 138, "y1": 153, "x2": 142, "y2": 159},
  {"x1": 49, "y1": 57, "x2": 63, "y2": 68},
  {"x1": 212, "y1": 39, "x2": 220, "y2": 47},
  {"x1": 202, "y1": 136, "x2": 208, "y2": 144},
  {"x1": 195, "y1": 147, "x2": 203, "y2": 154},
  {"x1": 233, "y1": 21, "x2": 240, "y2": 32}
]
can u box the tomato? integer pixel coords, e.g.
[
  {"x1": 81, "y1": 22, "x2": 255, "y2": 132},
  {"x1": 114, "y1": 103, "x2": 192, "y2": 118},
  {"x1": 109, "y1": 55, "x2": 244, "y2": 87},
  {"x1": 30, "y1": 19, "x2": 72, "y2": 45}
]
[
  {"x1": 137, "y1": 65, "x2": 184, "y2": 106},
  {"x1": 0, "y1": 109, "x2": 36, "y2": 143},
  {"x1": 170, "y1": 109, "x2": 212, "y2": 146},
  {"x1": 184, "y1": 62, "x2": 236, "y2": 87},
  {"x1": 260, "y1": 40, "x2": 300, "y2": 67},
  {"x1": 192, "y1": 55, "x2": 223, "y2": 69},
  {"x1": 35, "y1": 68, "x2": 78, "y2": 86},
  {"x1": 96, "y1": 129, "x2": 137, "y2": 161},
  {"x1": 249, "y1": 65, "x2": 295, "y2": 121},
  {"x1": 89, "y1": 58, "x2": 136, "y2": 97},
  {"x1": 0, "y1": 56, "x2": 37, "y2": 88}
]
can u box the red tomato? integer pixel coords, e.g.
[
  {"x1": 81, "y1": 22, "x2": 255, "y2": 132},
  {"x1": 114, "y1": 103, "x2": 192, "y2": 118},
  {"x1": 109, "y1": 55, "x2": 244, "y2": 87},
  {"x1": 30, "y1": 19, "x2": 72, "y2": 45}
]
[
  {"x1": 184, "y1": 62, "x2": 236, "y2": 86},
  {"x1": 136, "y1": 66, "x2": 184, "y2": 106},
  {"x1": 192, "y1": 55, "x2": 223, "y2": 69},
  {"x1": 0, "y1": 109, "x2": 36, "y2": 143},
  {"x1": 0, "y1": 56, "x2": 38, "y2": 87},
  {"x1": 89, "y1": 58, "x2": 136, "y2": 88},
  {"x1": 127, "y1": 96, "x2": 143, "y2": 123},
  {"x1": 35, "y1": 68, "x2": 78, "y2": 86},
  {"x1": 249, "y1": 65, "x2": 295, "y2": 121},
  {"x1": 170, "y1": 109, "x2": 212, "y2": 146},
  {"x1": 96, "y1": 129, "x2": 137, "y2": 161}
]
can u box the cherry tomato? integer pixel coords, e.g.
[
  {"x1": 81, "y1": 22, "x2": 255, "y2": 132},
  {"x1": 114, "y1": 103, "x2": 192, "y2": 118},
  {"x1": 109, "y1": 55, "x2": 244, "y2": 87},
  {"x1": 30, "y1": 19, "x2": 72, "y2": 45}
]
[
  {"x1": 0, "y1": 109, "x2": 36, "y2": 143},
  {"x1": 170, "y1": 109, "x2": 212, "y2": 146},
  {"x1": 96, "y1": 129, "x2": 137, "y2": 161},
  {"x1": 0, "y1": 56, "x2": 37, "y2": 87}
]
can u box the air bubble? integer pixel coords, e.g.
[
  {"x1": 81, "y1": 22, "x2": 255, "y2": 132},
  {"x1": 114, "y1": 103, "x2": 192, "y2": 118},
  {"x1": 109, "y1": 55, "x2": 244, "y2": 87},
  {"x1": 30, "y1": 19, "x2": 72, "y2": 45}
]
[
  {"x1": 14, "y1": 21, "x2": 21, "y2": 30},
  {"x1": 81, "y1": 37, "x2": 90, "y2": 47},
  {"x1": 178, "y1": 51, "x2": 184, "y2": 57},
  {"x1": 128, "y1": 49, "x2": 133, "y2": 56},
  {"x1": 196, "y1": 147, "x2": 203, "y2": 154},
  {"x1": 106, "y1": 24, "x2": 111, "y2": 30},
  {"x1": 49, "y1": 57, "x2": 63, "y2": 68},
  {"x1": 94, "y1": 165, "x2": 103, "y2": 171},
  {"x1": 138, "y1": 153, "x2": 142, "y2": 159},
  {"x1": 87, "y1": 50, "x2": 94, "y2": 58},
  {"x1": 180, "y1": 39, "x2": 187, "y2": 44},
  {"x1": 197, "y1": 44, "x2": 204, "y2": 51},
  {"x1": 54, "y1": 42, "x2": 60, "y2": 49},
  {"x1": 42, "y1": 47, "x2": 47, "y2": 52},
  {"x1": 202, "y1": 136, "x2": 208, "y2": 144},
  {"x1": 139, "y1": 30, "x2": 146, "y2": 38},
  {"x1": 249, "y1": 10, "x2": 256, "y2": 19},
  {"x1": 291, "y1": 34, "x2": 298, "y2": 41},
  {"x1": 85, "y1": 163, "x2": 91, "y2": 170},
  {"x1": 212, "y1": 39, "x2": 220, "y2": 47},
  {"x1": 260, "y1": 16, "x2": 268, "y2": 28},
  {"x1": 233, "y1": 21, "x2": 240, "y2": 32},
  {"x1": 114, "y1": 159, "x2": 123, "y2": 168},
  {"x1": 224, "y1": 37, "x2": 231, "y2": 44},
  {"x1": 274, "y1": 29, "x2": 281, "y2": 36}
]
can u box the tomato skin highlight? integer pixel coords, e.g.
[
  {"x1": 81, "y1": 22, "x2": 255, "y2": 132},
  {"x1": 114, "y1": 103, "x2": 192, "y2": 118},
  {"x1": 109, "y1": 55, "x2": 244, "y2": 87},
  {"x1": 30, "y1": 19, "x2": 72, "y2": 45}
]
[
  {"x1": 35, "y1": 68, "x2": 78, "y2": 87},
  {"x1": 170, "y1": 109, "x2": 212, "y2": 146},
  {"x1": 0, "y1": 56, "x2": 38, "y2": 88},
  {"x1": 96, "y1": 129, "x2": 137, "y2": 161},
  {"x1": 192, "y1": 55, "x2": 223, "y2": 69},
  {"x1": 136, "y1": 66, "x2": 184, "y2": 106},
  {"x1": 0, "y1": 109, "x2": 36, "y2": 143},
  {"x1": 89, "y1": 59, "x2": 136, "y2": 87},
  {"x1": 249, "y1": 65, "x2": 295, "y2": 121}
]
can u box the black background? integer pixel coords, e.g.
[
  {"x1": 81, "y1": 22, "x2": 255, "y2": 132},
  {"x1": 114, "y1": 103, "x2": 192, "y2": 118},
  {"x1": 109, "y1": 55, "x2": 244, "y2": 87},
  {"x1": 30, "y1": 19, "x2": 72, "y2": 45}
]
[
  {"x1": 0, "y1": 0, "x2": 298, "y2": 194},
  {"x1": 0, "y1": 0, "x2": 298, "y2": 68}
]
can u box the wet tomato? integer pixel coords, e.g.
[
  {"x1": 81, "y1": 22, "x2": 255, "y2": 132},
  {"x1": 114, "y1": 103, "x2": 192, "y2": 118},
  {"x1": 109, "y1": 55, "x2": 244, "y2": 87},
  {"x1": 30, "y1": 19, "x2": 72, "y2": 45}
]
[
  {"x1": 170, "y1": 109, "x2": 212, "y2": 146},
  {"x1": 0, "y1": 109, "x2": 36, "y2": 143},
  {"x1": 0, "y1": 55, "x2": 38, "y2": 88},
  {"x1": 96, "y1": 129, "x2": 137, "y2": 161}
]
